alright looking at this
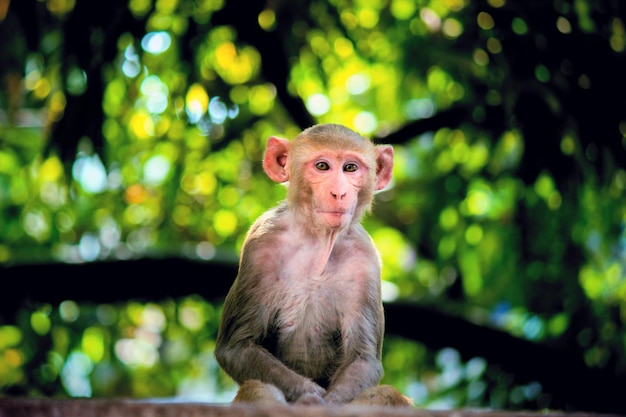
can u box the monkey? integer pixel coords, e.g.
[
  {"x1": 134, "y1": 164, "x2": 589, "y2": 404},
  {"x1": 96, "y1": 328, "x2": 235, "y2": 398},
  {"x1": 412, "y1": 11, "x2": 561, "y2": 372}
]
[{"x1": 214, "y1": 123, "x2": 413, "y2": 407}]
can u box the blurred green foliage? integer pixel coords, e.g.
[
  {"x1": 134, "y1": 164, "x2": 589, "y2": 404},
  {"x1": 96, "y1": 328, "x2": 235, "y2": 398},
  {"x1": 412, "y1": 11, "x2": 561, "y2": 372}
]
[{"x1": 0, "y1": 0, "x2": 625, "y2": 411}]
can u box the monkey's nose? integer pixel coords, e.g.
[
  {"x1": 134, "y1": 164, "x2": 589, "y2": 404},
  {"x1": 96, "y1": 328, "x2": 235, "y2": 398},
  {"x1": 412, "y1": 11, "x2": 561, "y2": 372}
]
[{"x1": 331, "y1": 191, "x2": 347, "y2": 200}]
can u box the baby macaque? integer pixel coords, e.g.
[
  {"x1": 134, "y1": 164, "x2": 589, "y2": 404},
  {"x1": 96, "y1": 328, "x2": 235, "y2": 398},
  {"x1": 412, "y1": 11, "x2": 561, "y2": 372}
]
[{"x1": 215, "y1": 124, "x2": 412, "y2": 407}]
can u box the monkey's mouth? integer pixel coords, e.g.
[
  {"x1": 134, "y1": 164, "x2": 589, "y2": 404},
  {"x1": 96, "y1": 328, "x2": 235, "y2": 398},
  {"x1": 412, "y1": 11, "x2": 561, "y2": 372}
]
[
  {"x1": 316, "y1": 209, "x2": 353, "y2": 216},
  {"x1": 316, "y1": 209, "x2": 354, "y2": 227}
]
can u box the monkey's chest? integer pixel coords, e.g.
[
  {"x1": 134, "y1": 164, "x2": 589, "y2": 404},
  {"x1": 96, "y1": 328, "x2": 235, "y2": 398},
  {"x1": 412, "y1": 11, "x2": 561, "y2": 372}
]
[
  {"x1": 271, "y1": 280, "x2": 346, "y2": 381},
  {"x1": 267, "y1": 244, "x2": 371, "y2": 381}
]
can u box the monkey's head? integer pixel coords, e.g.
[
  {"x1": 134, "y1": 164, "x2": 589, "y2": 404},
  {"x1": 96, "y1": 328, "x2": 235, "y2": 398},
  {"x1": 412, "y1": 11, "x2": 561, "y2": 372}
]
[{"x1": 263, "y1": 124, "x2": 393, "y2": 231}]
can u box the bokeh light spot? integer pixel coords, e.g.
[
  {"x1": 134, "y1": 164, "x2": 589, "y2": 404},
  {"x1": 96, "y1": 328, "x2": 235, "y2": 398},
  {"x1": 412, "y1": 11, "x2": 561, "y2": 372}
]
[
  {"x1": 144, "y1": 155, "x2": 171, "y2": 186},
  {"x1": 213, "y1": 209, "x2": 238, "y2": 237},
  {"x1": 390, "y1": 0, "x2": 416, "y2": 20},
  {"x1": 353, "y1": 111, "x2": 377, "y2": 134},
  {"x1": 442, "y1": 18, "x2": 463, "y2": 39},
  {"x1": 141, "y1": 31, "x2": 172, "y2": 54},
  {"x1": 31, "y1": 311, "x2": 51, "y2": 335},
  {"x1": 512, "y1": 17, "x2": 528, "y2": 34},
  {"x1": 306, "y1": 93, "x2": 331, "y2": 116},
  {"x1": 477, "y1": 12, "x2": 495, "y2": 30}
]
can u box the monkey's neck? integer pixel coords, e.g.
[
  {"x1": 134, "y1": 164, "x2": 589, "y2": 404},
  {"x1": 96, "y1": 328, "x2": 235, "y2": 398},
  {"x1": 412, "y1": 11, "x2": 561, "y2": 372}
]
[
  {"x1": 295, "y1": 223, "x2": 347, "y2": 277},
  {"x1": 288, "y1": 208, "x2": 350, "y2": 276},
  {"x1": 315, "y1": 230, "x2": 342, "y2": 276}
]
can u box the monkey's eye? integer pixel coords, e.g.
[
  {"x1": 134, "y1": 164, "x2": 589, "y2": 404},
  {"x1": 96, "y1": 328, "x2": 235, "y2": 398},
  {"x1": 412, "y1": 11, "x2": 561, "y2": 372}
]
[
  {"x1": 344, "y1": 163, "x2": 359, "y2": 172},
  {"x1": 315, "y1": 161, "x2": 330, "y2": 171}
]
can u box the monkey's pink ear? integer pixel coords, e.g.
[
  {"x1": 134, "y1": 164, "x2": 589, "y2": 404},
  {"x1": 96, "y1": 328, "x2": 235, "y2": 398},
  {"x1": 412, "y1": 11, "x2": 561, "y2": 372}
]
[
  {"x1": 375, "y1": 145, "x2": 394, "y2": 191},
  {"x1": 263, "y1": 136, "x2": 290, "y2": 183}
]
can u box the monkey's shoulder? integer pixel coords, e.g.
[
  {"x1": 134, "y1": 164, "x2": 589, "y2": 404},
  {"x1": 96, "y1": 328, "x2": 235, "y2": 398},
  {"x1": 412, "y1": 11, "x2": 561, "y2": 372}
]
[
  {"x1": 336, "y1": 224, "x2": 380, "y2": 256},
  {"x1": 247, "y1": 204, "x2": 287, "y2": 232}
]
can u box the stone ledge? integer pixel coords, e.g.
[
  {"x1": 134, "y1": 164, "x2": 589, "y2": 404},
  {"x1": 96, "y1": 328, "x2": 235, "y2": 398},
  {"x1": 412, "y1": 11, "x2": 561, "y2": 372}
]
[{"x1": 0, "y1": 399, "x2": 623, "y2": 417}]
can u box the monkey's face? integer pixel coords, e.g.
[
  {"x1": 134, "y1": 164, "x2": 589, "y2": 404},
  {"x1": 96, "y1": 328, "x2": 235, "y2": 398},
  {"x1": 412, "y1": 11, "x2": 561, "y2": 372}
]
[
  {"x1": 296, "y1": 149, "x2": 374, "y2": 230},
  {"x1": 263, "y1": 125, "x2": 394, "y2": 233}
]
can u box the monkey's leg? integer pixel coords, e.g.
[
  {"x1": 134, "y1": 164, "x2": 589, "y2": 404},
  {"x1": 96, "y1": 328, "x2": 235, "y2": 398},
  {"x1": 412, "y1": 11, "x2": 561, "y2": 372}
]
[
  {"x1": 350, "y1": 385, "x2": 414, "y2": 407},
  {"x1": 232, "y1": 379, "x2": 288, "y2": 405}
]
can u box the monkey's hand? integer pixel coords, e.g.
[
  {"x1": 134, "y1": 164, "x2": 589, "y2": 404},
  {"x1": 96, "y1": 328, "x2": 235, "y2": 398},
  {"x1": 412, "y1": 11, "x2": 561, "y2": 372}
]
[
  {"x1": 286, "y1": 379, "x2": 326, "y2": 404},
  {"x1": 322, "y1": 392, "x2": 345, "y2": 406},
  {"x1": 295, "y1": 392, "x2": 326, "y2": 405}
]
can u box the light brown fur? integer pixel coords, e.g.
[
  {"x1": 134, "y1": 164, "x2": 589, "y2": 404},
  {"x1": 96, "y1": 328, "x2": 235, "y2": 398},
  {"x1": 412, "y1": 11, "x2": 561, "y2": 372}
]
[{"x1": 215, "y1": 124, "x2": 411, "y2": 407}]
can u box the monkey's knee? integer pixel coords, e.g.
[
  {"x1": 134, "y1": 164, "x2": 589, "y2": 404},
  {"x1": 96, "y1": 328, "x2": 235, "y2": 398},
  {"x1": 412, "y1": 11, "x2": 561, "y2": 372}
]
[
  {"x1": 351, "y1": 385, "x2": 413, "y2": 407},
  {"x1": 233, "y1": 380, "x2": 287, "y2": 405}
]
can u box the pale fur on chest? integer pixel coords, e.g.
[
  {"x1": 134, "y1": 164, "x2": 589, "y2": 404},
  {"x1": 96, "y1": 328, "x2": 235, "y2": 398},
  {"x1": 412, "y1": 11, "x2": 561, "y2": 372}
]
[
  {"x1": 273, "y1": 243, "x2": 362, "y2": 323},
  {"x1": 262, "y1": 231, "x2": 378, "y2": 379},
  {"x1": 244, "y1": 208, "x2": 382, "y2": 374}
]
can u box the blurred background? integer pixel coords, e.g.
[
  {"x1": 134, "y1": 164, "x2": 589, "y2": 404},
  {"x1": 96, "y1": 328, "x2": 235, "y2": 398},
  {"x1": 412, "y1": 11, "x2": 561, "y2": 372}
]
[{"x1": 0, "y1": 0, "x2": 625, "y2": 413}]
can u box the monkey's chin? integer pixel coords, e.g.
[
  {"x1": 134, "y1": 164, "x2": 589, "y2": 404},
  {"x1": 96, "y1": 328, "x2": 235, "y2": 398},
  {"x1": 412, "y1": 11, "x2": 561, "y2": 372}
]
[{"x1": 317, "y1": 211, "x2": 353, "y2": 229}]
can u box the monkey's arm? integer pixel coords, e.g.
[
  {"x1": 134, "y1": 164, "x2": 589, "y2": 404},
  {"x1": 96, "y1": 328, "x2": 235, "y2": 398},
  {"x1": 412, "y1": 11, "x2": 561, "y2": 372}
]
[
  {"x1": 215, "y1": 262, "x2": 326, "y2": 402},
  {"x1": 215, "y1": 332, "x2": 326, "y2": 402},
  {"x1": 324, "y1": 355, "x2": 383, "y2": 405},
  {"x1": 324, "y1": 299, "x2": 385, "y2": 405}
]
